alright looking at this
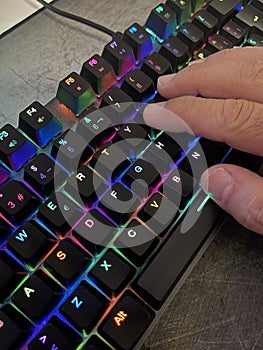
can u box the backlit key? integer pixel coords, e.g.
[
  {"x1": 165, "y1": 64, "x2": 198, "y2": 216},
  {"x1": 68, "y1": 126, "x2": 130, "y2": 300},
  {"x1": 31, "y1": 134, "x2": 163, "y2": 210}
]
[
  {"x1": 159, "y1": 36, "x2": 189, "y2": 70},
  {"x1": 206, "y1": 33, "x2": 234, "y2": 52},
  {"x1": 166, "y1": 0, "x2": 192, "y2": 25},
  {"x1": 177, "y1": 22, "x2": 205, "y2": 52},
  {"x1": 141, "y1": 52, "x2": 172, "y2": 85},
  {"x1": 121, "y1": 69, "x2": 155, "y2": 102},
  {"x1": 207, "y1": 0, "x2": 243, "y2": 26}
]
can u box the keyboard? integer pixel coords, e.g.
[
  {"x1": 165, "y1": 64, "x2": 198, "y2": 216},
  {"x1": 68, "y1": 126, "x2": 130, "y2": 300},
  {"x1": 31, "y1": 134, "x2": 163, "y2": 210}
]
[{"x1": 0, "y1": 1, "x2": 263, "y2": 349}]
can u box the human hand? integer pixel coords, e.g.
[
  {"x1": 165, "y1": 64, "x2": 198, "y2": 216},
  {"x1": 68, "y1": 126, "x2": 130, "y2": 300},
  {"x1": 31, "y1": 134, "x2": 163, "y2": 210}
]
[{"x1": 144, "y1": 47, "x2": 263, "y2": 234}]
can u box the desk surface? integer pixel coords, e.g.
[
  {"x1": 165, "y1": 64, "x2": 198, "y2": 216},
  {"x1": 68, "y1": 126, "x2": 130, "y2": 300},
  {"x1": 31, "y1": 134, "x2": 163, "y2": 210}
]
[{"x1": 0, "y1": 1, "x2": 262, "y2": 349}]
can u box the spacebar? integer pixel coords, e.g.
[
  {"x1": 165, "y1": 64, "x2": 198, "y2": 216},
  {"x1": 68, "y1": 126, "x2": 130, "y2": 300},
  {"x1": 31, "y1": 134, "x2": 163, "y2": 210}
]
[{"x1": 134, "y1": 199, "x2": 223, "y2": 309}]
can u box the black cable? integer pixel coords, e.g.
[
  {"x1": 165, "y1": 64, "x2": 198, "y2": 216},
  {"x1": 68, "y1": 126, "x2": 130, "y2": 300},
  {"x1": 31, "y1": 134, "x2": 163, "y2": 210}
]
[{"x1": 36, "y1": 0, "x2": 116, "y2": 38}]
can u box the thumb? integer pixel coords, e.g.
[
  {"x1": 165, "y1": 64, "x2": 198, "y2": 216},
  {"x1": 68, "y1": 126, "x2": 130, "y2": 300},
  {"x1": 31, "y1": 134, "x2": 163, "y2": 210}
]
[{"x1": 201, "y1": 164, "x2": 263, "y2": 235}]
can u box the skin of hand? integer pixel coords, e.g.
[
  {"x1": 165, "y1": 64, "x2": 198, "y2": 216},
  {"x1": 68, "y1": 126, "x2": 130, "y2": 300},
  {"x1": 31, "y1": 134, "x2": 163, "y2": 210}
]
[{"x1": 144, "y1": 47, "x2": 263, "y2": 235}]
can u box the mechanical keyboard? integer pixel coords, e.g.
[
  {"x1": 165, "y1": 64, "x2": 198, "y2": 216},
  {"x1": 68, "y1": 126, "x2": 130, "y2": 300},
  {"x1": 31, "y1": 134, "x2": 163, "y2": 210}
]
[{"x1": 1, "y1": 1, "x2": 263, "y2": 349}]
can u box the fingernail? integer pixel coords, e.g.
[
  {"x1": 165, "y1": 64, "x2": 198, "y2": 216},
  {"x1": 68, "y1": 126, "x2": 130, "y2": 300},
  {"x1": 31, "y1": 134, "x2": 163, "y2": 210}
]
[
  {"x1": 201, "y1": 168, "x2": 234, "y2": 203},
  {"x1": 158, "y1": 74, "x2": 176, "y2": 87}
]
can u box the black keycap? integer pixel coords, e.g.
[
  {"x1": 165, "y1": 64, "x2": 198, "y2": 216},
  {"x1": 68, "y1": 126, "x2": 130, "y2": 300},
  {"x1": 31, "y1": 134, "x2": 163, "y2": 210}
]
[
  {"x1": 0, "y1": 124, "x2": 37, "y2": 170},
  {"x1": 52, "y1": 129, "x2": 93, "y2": 171},
  {"x1": 76, "y1": 107, "x2": 116, "y2": 148},
  {"x1": 65, "y1": 165, "x2": 108, "y2": 207},
  {"x1": 0, "y1": 305, "x2": 31, "y2": 350},
  {"x1": 163, "y1": 168, "x2": 197, "y2": 209},
  {"x1": 177, "y1": 22, "x2": 205, "y2": 52},
  {"x1": 7, "y1": 221, "x2": 54, "y2": 268},
  {"x1": 114, "y1": 220, "x2": 159, "y2": 266},
  {"x1": 82, "y1": 335, "x2": 112, "y2": 350},
  {"x1": 123, "y1": 23, "x2": 153, "y2": 62},
  {"x1": 28, "y1": 316, "x2": 82, "y2": 350},
  {"x1": 134, "y1": 198, "x2": 223, "y2": 309},
  {"x1": 192, "y1": 47, "x2": 212, "y2": 60},
  {"x1": 80, "y1": 54, "x2": 117, "y2": 95},
  {"x1": 159, "y1": 36, "x2": 189, "y2": 70},
  {"x1": 143, "y1": 132, "x2": 181, "y2": 173},
  {"x1": 166, "y1": 0, "x2": 192, "y2": 25},
  {"x1": 12, "y1": 271, "x2": 62, "y2": 322},
  {"x1": 101, "y1": 87, "x2": 136, "y2": 122},
  {"x1": 102, "y1": 38, "x2": 136, "y2": 77},
  {"x1": 145, "y1": 3, "x2": 177, "y2": 40},
  {"x1": 89, "y1": 250, "x2": 134, "y2": 297},
  {"x1": 192, "y1": 10, "x2": 219, "y2": 39},
  {"x1": 245, "y1": 32, "x2": 263, "y2": 46},
  {"x1": 206, "y1": 33, "x2": 234, "y2": 52},
  {"x1": 19, "y1": 101, "x2": 62, "y2": 147},
  {"x1": 56, "y1": 72, "x2": 96, "y2": 115},
  {"x1": 38, "y1": 192, "x2": 83, "y2": 238},
  {"x1": 0, "y1": 180, "x2": 40, "y2": 224},
  {"x1": 72, "y1": 210, "x2": 118, "y2": 255},
  {"x1": 234, "y1": 5, "x2": 263, "y2": 34},
  {"x1": 207, "y1": 0, "x2": 243, "y2": 26},
  {"x1": 221, "y1": 19, "x2": 247, "y2": 45},
  {"x1": 99, "y1": 291, "x2": 154, "y2": 350},
  {"x1": 0, "y1": 164, "x2": 10, "y2": 185},
  {"x1": 60, "y1": 281, "x2": 108, "y2": 332},
  {"x1": 191, "y1": 0, "x2": 205, "y2": 13},
  {"x1": 0, "y1": 215, "x2": 12, "y2": 244},
  {"x1": 90, "y1": 141, "x2": 131, "y2": 182},
  {"x1": 0, "y1": 251, "x2": 27, "y2": 303},
  {"x1": 24, "y1": 153, "x2": 67, "y2": 196},
  {"x1": 251, "y1": 0, "x2": 263, "y2": 12},
  {"x1": 121, "y1": 69, "x2": 155, "y2": 102},
  {"x1": 137, "y1": 192, "x2": 179, "y2": 236},
  {"x1": 141, "y1": 52, "x2": 172, "y2": 85},
  {"x1": 98, "y1": 182, "x2": 140, "y2": 224},
  {"x1": 45, "y1": 239, "x2": 90, "y2": 286}
]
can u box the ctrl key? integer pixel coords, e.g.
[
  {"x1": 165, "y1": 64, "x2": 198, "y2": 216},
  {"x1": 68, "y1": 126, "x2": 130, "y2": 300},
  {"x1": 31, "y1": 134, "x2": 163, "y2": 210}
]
[{"x1": 99, "y1": 292, "x2": 154, "y2": 350}]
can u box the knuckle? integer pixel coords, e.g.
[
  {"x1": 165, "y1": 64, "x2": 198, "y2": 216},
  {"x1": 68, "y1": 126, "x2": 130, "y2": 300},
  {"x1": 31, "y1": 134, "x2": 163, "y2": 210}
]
[{"x1": 239, "y1": 60, "x2": 263, "y2": 86}]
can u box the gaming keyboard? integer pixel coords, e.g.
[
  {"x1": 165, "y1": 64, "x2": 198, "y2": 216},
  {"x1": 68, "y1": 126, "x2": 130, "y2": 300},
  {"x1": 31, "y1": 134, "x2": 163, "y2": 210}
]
[{"x1": 0, "y1": 1, "x2": 263, "y2": 349}]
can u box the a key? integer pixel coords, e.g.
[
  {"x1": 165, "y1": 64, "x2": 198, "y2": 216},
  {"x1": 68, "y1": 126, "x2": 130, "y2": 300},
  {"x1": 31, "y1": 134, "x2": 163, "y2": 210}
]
[
  {"x1": 45, "y1": 239, "x2": 90, "y2": 286},
  {"x1": 0, "y1": 164, "x2": 10, "y2": 185},
  {"x1": 191, "y1": 0, "x2": 205, "y2": 13},
  {"x1": 38, "y1": 192, "x2": 84, "y2": 238},
  {"x1": 145, "y1": 3, "x2": 177, "y2": 40},
  {"x1": 80, "y1": 54, "x2": 117, "y2": 95},
  {"x1": 89, "y1": 250, "x2": 135, "y2": 297},
  {"x1": 134, "y1": 199, "x2": 223, "y2": 309},
  {"x1": 221, "y1": 19, "x2": 247, "y2": 45},
  {"x1": 206, "y1": 33, "x2": 234, "y2": 52},
  {"x1": 28, "y1": 316, "x2": 82, "y2": 350},
  {"x1": 0, "y1": 251, "x2": 27, "y2": 303},
  {"x1": 245, "y1": 32, "x2": 263, "y2": 46},
  {"x1": 19, "y1": 101, "x2": 62, "y2": 147},
  {"x1": 24, "y1": 153, "x2": 67, "y2": 196},
  {"x1": 0, "y1": 305, "x2": 31, "y2": 350},
  {"x1": 234, "y1": 5, "x2": 263, "y2": 34},
  {"x1": 7, "y1": 221, "x2": 54, "y2": 268},
  {"x1": 52, "y1": 129, "x2": 93, "y2": 171},
  {"x1": 207, "y1": 0, "x2": 243, "y2": 26},
  {"x1": 0, "y1": 180, "x2": 40, "y2": 224},
  {"x1": 72, "y1": 210, "x2": 118, "y2": 255},
  {"x1": 101, "y1": 87, "x2": 136, "y2": 122},
  {"x1": 60, "y1": 281, "x2": 108, "y2": 332},
  {"x1": 65, "y1": 165, "x2": 108, "y2": 207},
  {"x1": 82, "y1": 335, "x2": 112, "y2": 350},
  {"x1": 56, "y1": 72, "x2": 96, "y2": 115},
  {"x1": 121, "y1": 69, "x2": 155, "y2": 102},
  {"x1": 177, "y1": 22, "x2": 205, "y2": 52},
  {"x1": 114, "y1": 220, "x2": 159, "y2": 266},
  {"x1": 102, "y1": 38, "x2": 136, "y2": 77},
  {"x1": 166, "y1": 0, "x2": 192, "y2": 25},
  {"x1": 0, "y1": 124, "x2": 37, "y2": 171},
  {"x1": 137, "y1": 192, "x2": 179, "y2": 236},
  {"x1": 114, "y1": 123, "x2": 148, "y2": 155},
  {"x1": 159, "y1": 36, "x2": 189, "y2": 70},
  {"x1": 141, "y1": 52, "x2": 172, "y2": 85},
  {"x1": 99, "y1": 291, "x2": 154, "y2": 350},
  {"x1": 76, "y1": 107, "x2": 116, "y2": 148},
  {"x1": 192, "y1": 10, "x2": 219, "y2": 39},
  {"x1": 12, "y1": 271, "x2": 63, "y2": 322},
  {"x1": 192, "y1": 47, "x2": 212, "y2": 60},
  {"x1": 122, "y1": 159, "x2": 162, "y2": 197},
  {"x1": 98, "y1": 182, "x2": 140, "y2": 225},
  {"x1": 163, "y1": 168, "x2": 197, "y2": 210},
  {"x1": 251, "y1": 0, "x2": 263, "y2": 11},
  {"x1": 123, "y1": 23, "x2": 153, "y2": 62}
]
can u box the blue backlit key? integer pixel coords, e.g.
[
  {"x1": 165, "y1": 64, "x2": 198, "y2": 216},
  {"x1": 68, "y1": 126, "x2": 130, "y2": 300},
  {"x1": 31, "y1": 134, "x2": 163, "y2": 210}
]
[
  {"x1": 19, "y1": 101, "x2": 62, "y2": 147},
  {"x1": 0, "y1": 124, "x2": 37, "y2": 171}
]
